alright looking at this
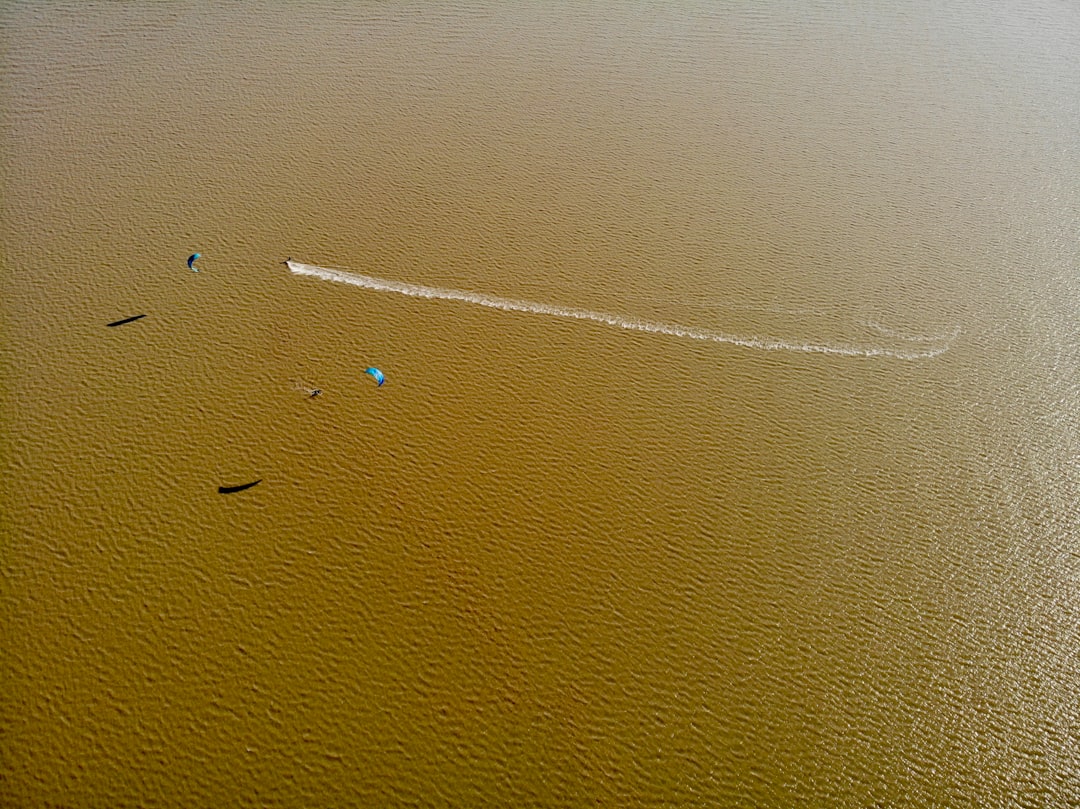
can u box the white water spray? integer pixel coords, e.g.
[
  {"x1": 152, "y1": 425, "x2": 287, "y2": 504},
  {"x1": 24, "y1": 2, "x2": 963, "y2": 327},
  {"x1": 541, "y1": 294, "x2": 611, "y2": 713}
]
[{"x1": 285, "y1": 260, "x2": 953, "y2": 360}]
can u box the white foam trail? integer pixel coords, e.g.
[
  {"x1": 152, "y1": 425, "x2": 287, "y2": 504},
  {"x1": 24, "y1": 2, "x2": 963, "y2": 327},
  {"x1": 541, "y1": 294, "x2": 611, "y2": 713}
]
[{"x1": 286, "y1": 261, "x2": 952, "y2": 360}]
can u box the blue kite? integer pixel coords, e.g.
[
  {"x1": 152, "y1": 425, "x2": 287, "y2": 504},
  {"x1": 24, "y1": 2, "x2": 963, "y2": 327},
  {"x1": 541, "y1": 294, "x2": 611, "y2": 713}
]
[
  {"x1": 364, "y1": 367, "x2": 385, "y2": 387},
  {"x1": 187, "y1": 253, "x2": 201, "y2": 272}
]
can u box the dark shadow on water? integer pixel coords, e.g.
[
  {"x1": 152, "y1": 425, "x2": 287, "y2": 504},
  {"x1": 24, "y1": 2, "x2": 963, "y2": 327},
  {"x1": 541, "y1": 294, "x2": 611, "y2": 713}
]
[
  {"x1": 106, "y1": 314, "x2": 146, "y2": 327},
  {"x1": 218, "y1": 480, "x2": 262, "y2": 494}
]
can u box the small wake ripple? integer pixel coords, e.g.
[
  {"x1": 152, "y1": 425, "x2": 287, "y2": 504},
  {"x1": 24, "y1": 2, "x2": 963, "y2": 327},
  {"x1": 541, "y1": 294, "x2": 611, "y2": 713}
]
[
  {"x1": 286, "y1": 261, "x2": 953, "y2": 360},
  {"x1": 865, "y1": 320, "x2": 962, "y2": 344}
]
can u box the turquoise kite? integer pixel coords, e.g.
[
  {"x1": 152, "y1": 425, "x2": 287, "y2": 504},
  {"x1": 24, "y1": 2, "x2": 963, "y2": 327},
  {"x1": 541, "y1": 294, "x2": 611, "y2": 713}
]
[
  {"x1": 364, "y1": 367, "x2": 385, "y2": 386},
  {"x1": 187, "y1": 253, "x2": 201, "y2": 271}
]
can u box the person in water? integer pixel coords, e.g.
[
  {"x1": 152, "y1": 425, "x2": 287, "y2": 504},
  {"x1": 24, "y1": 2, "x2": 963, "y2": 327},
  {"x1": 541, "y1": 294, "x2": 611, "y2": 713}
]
[{"x1": 309, "y1": 389, "x2": 322, "y2": 398}]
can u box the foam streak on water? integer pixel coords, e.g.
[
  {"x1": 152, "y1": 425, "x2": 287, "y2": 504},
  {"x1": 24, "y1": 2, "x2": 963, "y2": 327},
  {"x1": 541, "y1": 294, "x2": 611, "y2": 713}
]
[{"x1": 286, "y1": 261, "x2": 952, "y2": 360}]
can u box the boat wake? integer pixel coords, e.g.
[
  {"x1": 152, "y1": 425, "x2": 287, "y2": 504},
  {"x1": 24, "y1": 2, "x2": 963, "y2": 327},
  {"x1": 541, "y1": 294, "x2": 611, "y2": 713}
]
[{"x1": 285, "y1": 261, "x2": 954, "y2": 360}]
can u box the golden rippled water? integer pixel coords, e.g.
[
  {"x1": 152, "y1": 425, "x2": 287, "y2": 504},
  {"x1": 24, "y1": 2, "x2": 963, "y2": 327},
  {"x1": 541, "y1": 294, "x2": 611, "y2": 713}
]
[{"x1": 2, "y1": 2, "x2": 1078, "y2": 805}]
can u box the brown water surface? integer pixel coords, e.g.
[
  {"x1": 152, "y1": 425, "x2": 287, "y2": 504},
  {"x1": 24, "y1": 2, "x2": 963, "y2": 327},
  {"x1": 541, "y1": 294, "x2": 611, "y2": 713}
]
[{"x1": 3, "y1": 2, "x2": 1079, "y2": 806}]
